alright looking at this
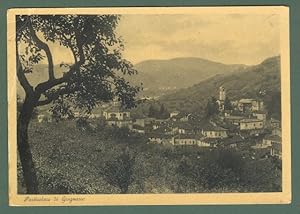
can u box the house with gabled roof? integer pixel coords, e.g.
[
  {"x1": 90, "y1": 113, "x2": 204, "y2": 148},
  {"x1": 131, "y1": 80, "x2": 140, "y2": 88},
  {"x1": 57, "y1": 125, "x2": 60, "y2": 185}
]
[
  {"x1": 170, "y1": 134, "x2": 198, "y2": 146},
  {"x1": 201, "y1": 123, "x2": 228, "y2": 139},
  {"x1": 270, "y1": 140, "x2": 282, "y2": 159},
  {"x1": 239, "y1": 118, "x2": 264, "y2": 130},
  {"x1": 221, "y1": 134, "x2": 244, "y2": 148},
  {"x1": 172, "y1": 121, "x2": 194, "y2": 135},
  {"x1": 170, "y1": 112, "x2": 192, "y2": 122},
  {"x1": 238, "y1": 98, "x2": 264, "y2": 112},
  {"x1": 262, "y1": 134, "x2": 281, "y2": 148},
  {"x1": 197, "y1": 138, "x2": 218, "y2": 148},
  {"x1": 132, "y1": 115, "x2": 147, "y2": 127},
  {"x1": 169, "y1": 110, "x2": 180, "y2": 118},
  {"x1": 132, "y1": 124, "x2": 145, "y2": 134},
  {"x1": 106, "y1": 117, "x2": 133, "y2": 129},
  {"x1": 103, "y1": 99, "x2": 131, "y2": 121},
  {"x1": 253, "y1": 110, "x2": 267, "y2": 122},
  {"x1": 103, "y1": 98, "x2": 132, "y2": 129},
  {"x1": 224, "y1": 115, "x2": 246, "y2": 126},
  {"x1": 147, "y1": 132, "x2": 172, "y2": 145},
  {"x1": 270, "y1": 118, "x2": 281, "y2": 128}
]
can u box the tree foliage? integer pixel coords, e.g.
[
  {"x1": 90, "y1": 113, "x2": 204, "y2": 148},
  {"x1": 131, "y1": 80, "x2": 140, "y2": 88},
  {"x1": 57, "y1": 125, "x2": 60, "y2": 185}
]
[
  {"x1": 148, "y1": 104, "x2": 156, "y2": 118},
  {"x1": 17, "y1": 15, "x2": 140, "y2": 116},
  {"x1": 148, "y1": 103, "x2": 169, "y2": 119},
  {"x1": 100, "y1": 150, "x2": 135, "y2": 193},
  {"x1": 224, "y1": 97, "x2": 233, "y2": 111},
  {"x1": 159, "y1": 104, "x2": 170, "y2": 119},
  {"x1": 205, "y1": 96, "x2": 219, "y2": 118},
  {"x1": 265, "y1": 90, "x2": 281, "y2": 120},
  {"x1": 16, "y1": 15, "x2": 140, "y2": 193},
  {"x1": 18, "y1": 121, "x2": 282, "y2": 194},
  {"x1": 188, "y1": 149, "x2": 243, "y2": 190}
]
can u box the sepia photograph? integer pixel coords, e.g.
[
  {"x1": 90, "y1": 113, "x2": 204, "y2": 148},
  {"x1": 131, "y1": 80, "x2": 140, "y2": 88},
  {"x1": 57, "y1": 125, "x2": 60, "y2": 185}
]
[{"x1": 7, "y1": 6, "x2": 291, "y2": 205}]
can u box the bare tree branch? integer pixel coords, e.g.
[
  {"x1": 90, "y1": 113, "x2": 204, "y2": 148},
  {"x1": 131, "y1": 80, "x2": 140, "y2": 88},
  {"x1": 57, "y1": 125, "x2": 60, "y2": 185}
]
[
  {"x1": 75, "y1": 35, "x2": 85, "y2": 64},
  {"x1": 36, "y1": 87, "x2": 76, "y2": 106},
  {"x1": 35, "y1": 71, "x2": 71, "y2": 94},
  {"x1": 28, "y1": 18, "x2": 55, "y2": 80},
  {"x1": 16, "y1": 48, "x2": 34, "y2": 95},
  {"x1": 35, "y1": 97, "x2": 54, "y2": 106},
  {"x1": 35, "y1": 62, "x2": 81, "y2": 94},
  {"x1": 34, "y1": 18, "x2": 86, "y2": 96},
  {"x1": 74, "y1": 17, "x2": 85, "y2": 64}
]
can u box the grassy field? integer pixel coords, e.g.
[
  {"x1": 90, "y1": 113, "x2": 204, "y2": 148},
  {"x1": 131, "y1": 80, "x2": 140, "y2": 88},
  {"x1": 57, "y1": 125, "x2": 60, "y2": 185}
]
[{"x1": 18, "y1": 120, "x2": 282, "y2": 194}]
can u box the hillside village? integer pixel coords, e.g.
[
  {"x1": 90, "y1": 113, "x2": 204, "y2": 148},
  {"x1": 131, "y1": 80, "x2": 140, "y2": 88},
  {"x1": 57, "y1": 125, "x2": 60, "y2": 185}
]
[
  {"x1": 15, "y1": 13, "x2": 285, "y2": 196},
  {"x1": 36, "y1": 86, "x2": 282, "y2": 160}
]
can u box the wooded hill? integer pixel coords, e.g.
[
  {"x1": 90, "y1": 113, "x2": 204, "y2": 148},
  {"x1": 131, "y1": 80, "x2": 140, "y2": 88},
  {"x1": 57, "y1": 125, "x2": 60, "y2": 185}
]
[
  {"x1": 129, "y1": 57, "x2": 247, "y2": 96},
  {"x1": 18, "y1": 57, "x2": 246, "y2": 98},
  {"x1": 17, "y1": 56, "x2": 281, "y2": 120},
  {"x1": 158, "y1": 56, "x2": 281, "y2": 118}
]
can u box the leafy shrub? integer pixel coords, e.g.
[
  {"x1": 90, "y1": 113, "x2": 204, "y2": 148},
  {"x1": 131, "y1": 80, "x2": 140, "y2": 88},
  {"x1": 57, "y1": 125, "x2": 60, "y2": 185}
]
[
  {"x1": 17, "y1": 121, "x2": 282, "y2": 194},
  {"x1": 100, "y1": 150, "x2": 135, "y2": 193}
]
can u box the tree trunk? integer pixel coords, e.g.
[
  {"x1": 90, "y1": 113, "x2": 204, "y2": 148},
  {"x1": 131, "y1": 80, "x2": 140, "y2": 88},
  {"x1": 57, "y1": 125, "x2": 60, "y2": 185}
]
[{"x1": 17, "y1": 95, "x2": 39, "y2": 194}]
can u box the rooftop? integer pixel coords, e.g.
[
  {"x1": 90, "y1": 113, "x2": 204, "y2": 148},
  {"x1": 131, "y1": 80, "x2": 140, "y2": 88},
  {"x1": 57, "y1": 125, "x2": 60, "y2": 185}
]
[
  {"x1": 264, "y1": 134, "x2": 282, "y2": 142},
  {"x1": 132, "y1": 124, "x2": 144, "y2": 130},
  {"x1": 104, "y1": 105, "x2": 130, "y2": 113},
  {"x1": 201, "y1": 138, "x2": 219, "y2": 143},
  {"x1": 103, "y1": 100, "x2": 130, "y2": 113},
  {"x1": 202, "y1": 123, "x2": 227, "y2": 131},
  {"x1": 272, "y1": 142, "x2": 282, "y2": 151},
  {"x1": 270, "y1": 118, "x2": 280, "y2": 123},
  {"x1": 155, "y1": 126, "x2": 173, "y2": 133},
  {"x1": 107, "y1": 117, "x2": 132, "y2": 122},
  {"x1": 225, "y1": 115, "x2": 246, "y2": 120},
  {"x1": 172, "y1": 112, "x2": 191, "y2": 119},
  {"x1": 147, "y1": 132, "x2": 168, "y2": 139},
  {"x1": 174, "y1": 134, "x2": 196, "y2": 140},
  {"x1": 175, "y1": 122, "x2": 194, "y2": 130},
  {"x1": 239, "y1": 98, "x2": 263, "y2": 103},
  {"x1": 133, "y1": 115, "x2": 147, "y2": 119},
  {"x1": 240, "y1": 118, "x2": 263, "y2": 123},
  {"x1": 239, "y1": 99, "x2": 254, "y2": 104},
  {"x1": 253, "y1": 110, "x2": 267, "y2": 114},
  {"x1": 223, "y1": 135, "x2": 244, "y2": 144}
]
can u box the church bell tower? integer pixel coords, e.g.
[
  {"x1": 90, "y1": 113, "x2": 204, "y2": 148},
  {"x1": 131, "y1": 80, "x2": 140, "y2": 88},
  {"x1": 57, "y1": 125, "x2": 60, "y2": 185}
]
[{"x1": 219, "y1": 86, "x2": 226, "y2": 101}]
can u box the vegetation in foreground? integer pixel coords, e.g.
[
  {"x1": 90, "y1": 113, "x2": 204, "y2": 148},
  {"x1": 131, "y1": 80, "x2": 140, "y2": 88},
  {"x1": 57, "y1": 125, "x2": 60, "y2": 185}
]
[{"x1": 18, "y1": 120, "x2": 281, "y2": 194}]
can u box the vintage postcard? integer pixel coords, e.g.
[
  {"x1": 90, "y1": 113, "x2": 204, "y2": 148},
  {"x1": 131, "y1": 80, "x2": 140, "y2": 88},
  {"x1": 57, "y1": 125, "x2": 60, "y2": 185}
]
[{"x1": 7, "y1": 6, "x2": 291, "y2": 206}]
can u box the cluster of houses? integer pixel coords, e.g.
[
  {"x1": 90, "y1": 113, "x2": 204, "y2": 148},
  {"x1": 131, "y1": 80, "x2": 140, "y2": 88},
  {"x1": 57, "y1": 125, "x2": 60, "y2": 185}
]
[
  {"x1": 35, "y1": 87, "x2": 282, "y2": 159},
  {"x1": 100, "y1": 87, "x2": 282, "y2": 159}
]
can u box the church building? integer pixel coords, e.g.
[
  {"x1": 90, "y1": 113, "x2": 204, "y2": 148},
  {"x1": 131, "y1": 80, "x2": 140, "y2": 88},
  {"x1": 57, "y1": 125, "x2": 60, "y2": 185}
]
[{"x1": 103, "y1": 98, "x2": 132, "y2": 129}]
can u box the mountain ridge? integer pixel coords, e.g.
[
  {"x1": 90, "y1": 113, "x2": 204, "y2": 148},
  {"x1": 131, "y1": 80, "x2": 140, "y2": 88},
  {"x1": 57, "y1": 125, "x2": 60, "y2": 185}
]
[
  {"x1": 130, "y1": 57, "x2": 248, "y2": 96},
  {"x1": 18, "y1": 57, "x2": 248, "y2": 98},
  {"x1": 158, "y1": 55, "x2": 281, "y2": 114}
]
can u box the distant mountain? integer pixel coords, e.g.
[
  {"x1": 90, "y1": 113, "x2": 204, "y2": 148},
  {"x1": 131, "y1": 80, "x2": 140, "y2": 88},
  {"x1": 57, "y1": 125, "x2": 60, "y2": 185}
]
[
  {"x1": 18, "y1": 57, "x2": 247, "y2": 99},
  {"x1": 129, "y1": 57, "x2": 247, "y2": 96},
  {"x1": 159, "y1": 56, "x2": 281, "y2": 114},
  {"x1": 17, "y1": 56, "x2": 281, "y2": 119}
]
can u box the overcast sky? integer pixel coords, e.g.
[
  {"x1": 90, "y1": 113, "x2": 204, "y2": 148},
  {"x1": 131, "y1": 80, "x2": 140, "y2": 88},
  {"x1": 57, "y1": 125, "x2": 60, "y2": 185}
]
[
  {"x1": 47, "y1": 13, "x2": 280, "y2": 66},
  {"x1": 117, "y1": 14, "x2": 280, "y2": 65}
]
